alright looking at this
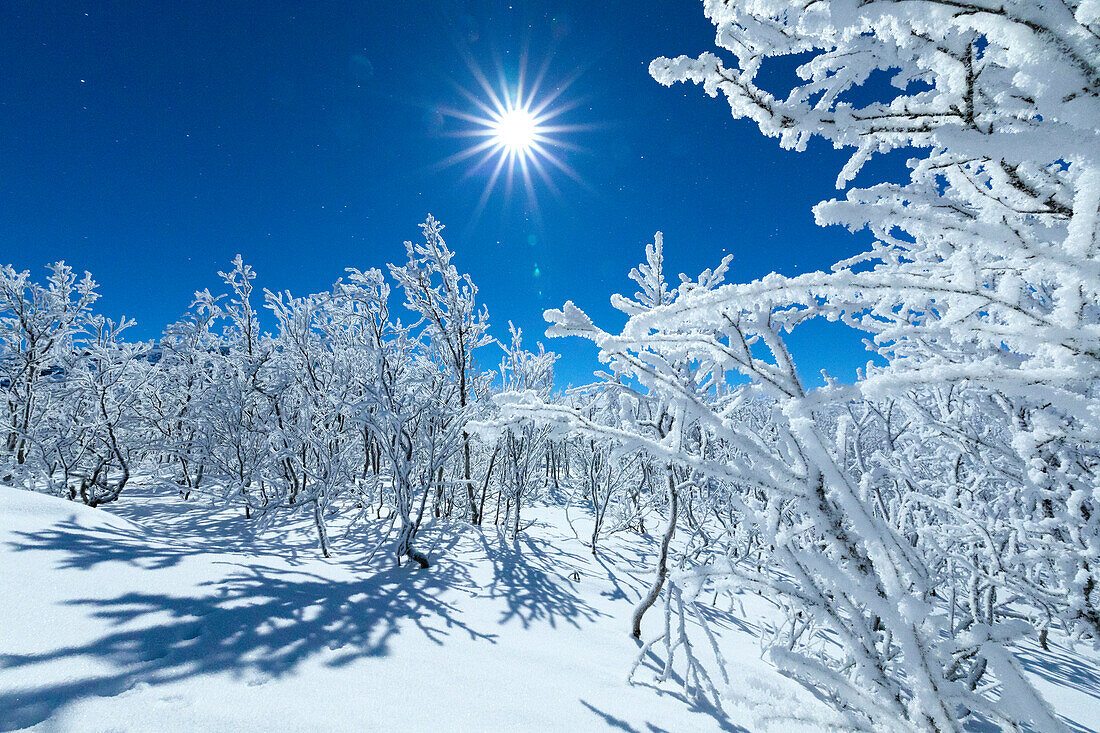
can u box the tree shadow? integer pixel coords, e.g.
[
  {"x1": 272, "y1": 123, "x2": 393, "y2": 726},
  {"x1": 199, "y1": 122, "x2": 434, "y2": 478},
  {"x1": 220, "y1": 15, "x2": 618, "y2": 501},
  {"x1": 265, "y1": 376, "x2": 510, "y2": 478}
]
[
  {"x1": 579, "y1": 699, "x2": 649, "y2": 732},
  {"x1": 628, "y1": 644, "x2": 747, "y2": 733},
  {"x1": 7, "y1": 518, "x2": 204, "y2": 571},
  {"x1": 691, "y1": 595, "x2": 758, "y2": 636},
  {"x1": 591, "y1": 550, "x2": 647, "y2": 604},
  {"x1": 7, "y1": 497, "x2": 405, "y2": 572},
  {"x1": 0, "y1": 540, "x2": 495, "y2": 731},
  {"x1": 1014, "y1": 639, "x2": 1100, "y2": 702},
  {"x1": 476, "y1": 526, "x2": 604, "y2": 630},
  {"x1": 104, "y1": 484, "x2": 391, "y2": 559}
]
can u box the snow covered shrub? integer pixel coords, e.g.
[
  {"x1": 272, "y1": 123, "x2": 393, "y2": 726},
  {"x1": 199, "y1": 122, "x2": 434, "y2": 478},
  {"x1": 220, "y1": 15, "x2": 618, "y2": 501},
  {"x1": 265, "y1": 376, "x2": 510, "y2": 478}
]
[
  {"x1": 390, "y1": 215, "x2": 493, "y2": 525},
  {"x1": 0, "y1": 264, "x2": 150, "y2": 505},
  {"x1": 494, "y1": 0, "x2": 1098, "y2": 729},
  {"x1": 0, "y1": 263, "x2": 100, "y2": 486},
  {"x1": 177, "y1": 257, "x2": 282, "y2": 516},
  {"x1": 144, "y1": 293, "x2": 225, "y2": 498},
  {"x1": 62, "y1": 316, "x2": 151, "y2": 507},
  {"x1": 333, "y1": 265, "x2": 463, "y2": 567},
  {"x1": 135, "y1": 219, "x2": 494, "y2": 564},
  {"x1": 493, "y1": 322, "x2": 558, "y2": 536}
]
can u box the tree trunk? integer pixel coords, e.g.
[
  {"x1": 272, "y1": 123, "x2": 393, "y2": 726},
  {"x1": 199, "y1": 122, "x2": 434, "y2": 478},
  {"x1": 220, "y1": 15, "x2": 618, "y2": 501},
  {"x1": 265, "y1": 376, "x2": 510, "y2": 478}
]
[
  {"x1": 513, "y1": 492, "x2": 521, "y2": 537},
  {"x1": 314, "y1": 499, "x2": 331, "y2": 558},
  {"x1": 479, "y1": 444, "x2": 499, "y2": 526},
  {"x1": 396, "y1": 518, "x2": 430, "y2": 569},
  {"x1": 632, "y1": 471, "x2": 678, "y2": 639},
  {"x1": 464, "y1": 435, "x2": 479, "y2": 525}
]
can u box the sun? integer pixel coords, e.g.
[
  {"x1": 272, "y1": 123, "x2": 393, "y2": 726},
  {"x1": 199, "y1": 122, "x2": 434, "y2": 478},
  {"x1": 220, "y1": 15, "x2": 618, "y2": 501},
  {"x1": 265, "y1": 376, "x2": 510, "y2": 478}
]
[
  {"x1": 434, "y1": 53, "x2": 590, "y2": 221},
  {"x1": 491, "y1": 105, "x2": 540, "y2": 154}
]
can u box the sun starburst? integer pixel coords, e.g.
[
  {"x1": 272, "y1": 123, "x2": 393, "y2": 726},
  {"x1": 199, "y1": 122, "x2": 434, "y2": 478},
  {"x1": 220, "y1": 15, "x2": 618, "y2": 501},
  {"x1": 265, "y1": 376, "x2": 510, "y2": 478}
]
[
  {"x1": 435, "y1": 51, "x2": 590, "y2": 221},
  {"x1": 490, "y1": 105, "x2": 539, "y2": 154}
]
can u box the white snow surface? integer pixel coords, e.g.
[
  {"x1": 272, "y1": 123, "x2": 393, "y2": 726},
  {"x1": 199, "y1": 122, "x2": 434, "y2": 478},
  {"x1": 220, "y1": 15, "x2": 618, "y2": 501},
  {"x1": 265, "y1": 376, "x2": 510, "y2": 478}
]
[{"x1": 1, "y1": 485, "x2": 1098, "y2": 732}]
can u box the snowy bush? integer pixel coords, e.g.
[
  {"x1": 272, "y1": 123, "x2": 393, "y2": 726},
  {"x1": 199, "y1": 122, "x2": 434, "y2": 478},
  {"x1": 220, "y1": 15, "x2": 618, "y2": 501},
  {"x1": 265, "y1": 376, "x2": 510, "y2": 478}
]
[{"x1": 490, "y1": 0, "x2": 1098, "y2": 729}]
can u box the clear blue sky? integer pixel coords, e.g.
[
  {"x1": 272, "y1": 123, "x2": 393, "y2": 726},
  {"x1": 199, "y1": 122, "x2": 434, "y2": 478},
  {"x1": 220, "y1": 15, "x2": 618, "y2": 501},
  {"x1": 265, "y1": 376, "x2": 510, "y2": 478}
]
[{"x1": 0, "y1": 1, "x2": 882, "y2": 386}]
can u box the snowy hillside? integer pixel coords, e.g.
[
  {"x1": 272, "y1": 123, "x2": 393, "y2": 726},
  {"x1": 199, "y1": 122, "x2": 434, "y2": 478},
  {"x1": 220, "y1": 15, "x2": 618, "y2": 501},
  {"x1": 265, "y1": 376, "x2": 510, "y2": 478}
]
[
  {"x1": 0, "y1": 485, "x2": 773, "y2": 732},
  {"x1": 1, "y1": 485, "x2": 1097, "y2": 732}
]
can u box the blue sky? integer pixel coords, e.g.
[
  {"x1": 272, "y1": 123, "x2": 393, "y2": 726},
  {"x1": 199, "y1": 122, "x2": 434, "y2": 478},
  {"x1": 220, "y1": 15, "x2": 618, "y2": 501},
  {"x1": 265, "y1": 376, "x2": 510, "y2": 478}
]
[{"x1": 0, "y1": 1, "x2": 882, "y2": 386}]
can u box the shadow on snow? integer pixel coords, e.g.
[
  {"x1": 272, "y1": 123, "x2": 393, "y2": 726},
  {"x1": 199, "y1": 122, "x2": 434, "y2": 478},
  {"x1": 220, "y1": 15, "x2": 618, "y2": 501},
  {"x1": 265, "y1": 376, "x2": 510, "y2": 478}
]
[
  {"x1": 475, "y1": 525, "x2": 604, "y2": 630},
  {"x1": 0, "y1": 527, "x2": 492, "y2": 731}
]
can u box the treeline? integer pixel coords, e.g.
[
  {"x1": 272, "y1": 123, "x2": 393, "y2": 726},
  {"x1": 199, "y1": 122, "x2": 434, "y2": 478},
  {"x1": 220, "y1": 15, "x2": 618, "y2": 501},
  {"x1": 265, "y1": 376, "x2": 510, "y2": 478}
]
[{"x1": 0, "y1": 218, "x2": 660, "y2": 567}]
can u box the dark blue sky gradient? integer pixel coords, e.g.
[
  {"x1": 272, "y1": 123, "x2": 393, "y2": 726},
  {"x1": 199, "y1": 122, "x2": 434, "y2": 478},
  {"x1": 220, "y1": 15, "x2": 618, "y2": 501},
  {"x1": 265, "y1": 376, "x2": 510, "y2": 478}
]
[{"x1": 0, "y1": 1, "x2": 887, "y2": 386}]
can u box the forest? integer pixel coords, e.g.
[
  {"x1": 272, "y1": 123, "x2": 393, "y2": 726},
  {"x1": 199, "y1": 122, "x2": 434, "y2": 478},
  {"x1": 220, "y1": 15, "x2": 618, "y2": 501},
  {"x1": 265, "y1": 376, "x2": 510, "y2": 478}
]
[{"x1": 3, "y1": 1, "x2": 1099, "y2": 731}]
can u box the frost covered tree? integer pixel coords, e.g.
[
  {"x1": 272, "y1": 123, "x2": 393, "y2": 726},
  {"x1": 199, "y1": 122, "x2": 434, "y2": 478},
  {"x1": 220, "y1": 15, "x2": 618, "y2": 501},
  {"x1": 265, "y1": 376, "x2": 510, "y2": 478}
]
[
  {"x1": 0, "y1": 264, "x2": 152, "y2": 506},
  {"x1": 491, "y1": 323, "x2": 558, "y2": 537},
  {"x1": 263, "y1": 289, "x2": 363, "y2": 557},
  {"x1": 648, "y1": 0, "x2": 1100, "y2": 648},
  {"x1": 0, "y1": 220, "x2": 512, "y2": 565},
  {"x1": 0, "y1": 263, "x2": 99, "y2": 477},
  {"x1": 336, "y1": 266, "x2": 450, "y2": 568},
  {"x1": 188, "y1": 257, "x2": 279, "y2": 517},
  {"x1": 65, "y1": 316, "x2": 152, "y2": 507},
  {"x1": 491, "y1": 0, "x2": 1097, "y2": 728},
  {"x1": 568, "y1": 424, "x2": 641, "y2": 556},
  {"x1": 390, "y1": 216, "x2": 492, "y2": 524},
  {"x1": 144, "y1": 297, "x2": 223, "y2": 498}
]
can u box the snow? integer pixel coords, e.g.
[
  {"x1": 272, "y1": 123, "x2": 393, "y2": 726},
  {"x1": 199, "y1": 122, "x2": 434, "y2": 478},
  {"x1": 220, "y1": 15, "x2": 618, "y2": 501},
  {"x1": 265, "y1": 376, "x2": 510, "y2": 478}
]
[
  {"x1": 0, "y1": 484, "x2": 747, "y2": 732},
  {"x1": 3, "y1": 484, "x2": 1099, "y2": 732}
]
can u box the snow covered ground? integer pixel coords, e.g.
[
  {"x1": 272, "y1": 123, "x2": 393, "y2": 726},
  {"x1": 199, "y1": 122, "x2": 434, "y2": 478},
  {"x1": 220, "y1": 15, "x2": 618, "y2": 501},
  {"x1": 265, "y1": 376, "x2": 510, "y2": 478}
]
[{"x1": 2, "y1": 485, "x2": 1098, "y2": 732}]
